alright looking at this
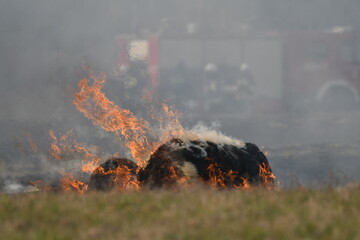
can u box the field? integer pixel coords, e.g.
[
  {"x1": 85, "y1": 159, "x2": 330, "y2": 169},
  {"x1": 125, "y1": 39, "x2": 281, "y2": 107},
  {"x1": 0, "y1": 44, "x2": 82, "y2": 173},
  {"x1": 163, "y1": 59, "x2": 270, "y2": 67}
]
[
  {"x1": 1, "y1": 186, "x2": 360, "y2": 240},
  {"x1": 1, "y1": 112, "x2": 360, "y2": 239}
]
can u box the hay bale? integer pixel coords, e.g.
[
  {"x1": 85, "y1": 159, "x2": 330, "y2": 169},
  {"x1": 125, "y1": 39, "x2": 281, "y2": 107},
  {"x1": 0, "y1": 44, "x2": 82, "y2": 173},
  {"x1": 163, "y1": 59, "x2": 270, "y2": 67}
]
[
  {"x1": 139, "y1": 138, "x2": 274, "y2": 189},
  {"x1": 89, "y1": 139, "x2": 275, "y2": 190},
  {"x1": 88, "y1": 158, "x2": 140, "y2": 191}
]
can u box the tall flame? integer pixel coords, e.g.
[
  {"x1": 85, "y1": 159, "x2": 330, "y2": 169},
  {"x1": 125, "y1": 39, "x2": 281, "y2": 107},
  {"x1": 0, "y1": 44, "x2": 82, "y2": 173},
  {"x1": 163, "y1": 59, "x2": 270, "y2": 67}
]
[
  {"x1": 73, "y1": 71, "x2": 153, "y2": 164},
  {"x1": 73, "y1": 69, "x2": 185, "y2": 165},
  {"x1": 37, "y1": 68, "x2": 276, "y2": 193}
]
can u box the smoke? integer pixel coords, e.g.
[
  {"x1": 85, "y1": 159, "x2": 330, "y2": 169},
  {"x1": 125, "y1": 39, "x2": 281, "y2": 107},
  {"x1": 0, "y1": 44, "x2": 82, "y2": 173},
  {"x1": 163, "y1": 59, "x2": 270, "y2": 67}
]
[
  {"x1": 178, "y1": 122, "x2": 246, "y2": 148},
  {"x1": 1, "y1": 0, "x2": 360, "y2": 189}
]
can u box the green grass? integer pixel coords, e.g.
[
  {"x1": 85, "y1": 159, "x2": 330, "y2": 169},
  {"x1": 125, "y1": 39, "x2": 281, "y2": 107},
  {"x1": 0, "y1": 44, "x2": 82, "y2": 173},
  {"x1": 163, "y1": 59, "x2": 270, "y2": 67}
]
[{"x1": 1, "y1": 185, "x2": 360, "y2": 240}]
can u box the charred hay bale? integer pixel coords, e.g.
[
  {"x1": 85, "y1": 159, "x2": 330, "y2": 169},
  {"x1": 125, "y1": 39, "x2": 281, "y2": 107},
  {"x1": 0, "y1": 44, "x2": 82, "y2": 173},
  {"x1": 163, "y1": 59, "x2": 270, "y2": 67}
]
[
  {"x1": 138, "y1": 138, "x2": 275, "y2": 189},
  {"x1": 88, "y1": 158, "x2": 141, "y2": 191}
]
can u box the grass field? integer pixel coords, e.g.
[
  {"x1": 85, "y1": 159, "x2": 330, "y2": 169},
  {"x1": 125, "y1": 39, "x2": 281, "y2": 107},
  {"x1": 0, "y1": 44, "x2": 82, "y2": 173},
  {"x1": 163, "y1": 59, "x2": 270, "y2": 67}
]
[{"x1": 1, "y1": 185, "x2": 360, "y2": 240}]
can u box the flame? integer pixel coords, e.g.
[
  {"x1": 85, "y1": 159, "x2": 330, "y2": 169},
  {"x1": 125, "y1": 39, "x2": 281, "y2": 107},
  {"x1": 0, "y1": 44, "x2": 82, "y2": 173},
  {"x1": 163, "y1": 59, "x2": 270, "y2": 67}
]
[
  {"x1": 259, "y1": 162, "x2": 276, "y2": 188},
  {"x1": 60, "y1": 173, "x2": 88, "y2": 194},
  {"x1": 49, "y1": 130, "x2": 61, "y2": 160},
  {"x1": 207, "y1": 161, "x2": 249, "y2": 189},
  {"x1": 73, "y1": 144, "x2": 100, "y2": 174},
  {"x1": 208, "y1": 165, "x2": 225, "y2": 188},
  {"x1": 48, "y1": 129, "x2": 78, "y2": 160},
  {"x1": 240, "y1": 177, "x2": 251, "y2": 190},
  {"x1": 163, "y1": 165, "x2": 190, "y2": 188},
  {"x1": 25, "y1": 133, "x2": 38, "y2": 152},
  {"x1": 59, "y1": 129, "x2": 77, "y2": 153},
  {"x1": 46, "y1": 68, "x2": 187, "y2": 193},
  {"x1": 48, "y1": 129, "x2": 102, "y2": 192},
  {"x1": 73, "y1": 70, "x2": 153, "y2": 164},
  {"x1": 160, "y1": 104, "x2": 184, "y2": 138},
  {"x1": 48, "y1": 130, "x2": 99, "y2": 168},
  {"x1": 93, "y1": 165, "x2": 141, "y2": 191},
  {"x1": 37, "y1": 68, "x2": 277, "y2": 193},
  {"x1": 73, "y1": 69, "x2": 186, "y2": 166}
]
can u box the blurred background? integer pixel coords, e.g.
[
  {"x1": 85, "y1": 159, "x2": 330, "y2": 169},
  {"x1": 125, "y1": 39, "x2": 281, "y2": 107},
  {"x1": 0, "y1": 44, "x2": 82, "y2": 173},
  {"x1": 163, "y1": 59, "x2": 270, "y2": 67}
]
[{"x1": 1, "y1": 0, "x2": 360, "y2": 188}]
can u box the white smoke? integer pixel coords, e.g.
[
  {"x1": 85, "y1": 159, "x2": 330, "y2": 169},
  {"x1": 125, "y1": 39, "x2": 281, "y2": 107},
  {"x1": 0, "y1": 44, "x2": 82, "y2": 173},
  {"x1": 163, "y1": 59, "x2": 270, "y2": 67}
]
[{"x1": 180, "y1": 122, "x2": 246, "y2": 148}]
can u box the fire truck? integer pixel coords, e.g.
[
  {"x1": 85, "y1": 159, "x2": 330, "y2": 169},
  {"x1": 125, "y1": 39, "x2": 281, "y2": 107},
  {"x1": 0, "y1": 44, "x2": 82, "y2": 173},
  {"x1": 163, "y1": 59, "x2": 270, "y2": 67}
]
[{"x1": 116, "y1": 29, "x2": 360, "y2": 115}]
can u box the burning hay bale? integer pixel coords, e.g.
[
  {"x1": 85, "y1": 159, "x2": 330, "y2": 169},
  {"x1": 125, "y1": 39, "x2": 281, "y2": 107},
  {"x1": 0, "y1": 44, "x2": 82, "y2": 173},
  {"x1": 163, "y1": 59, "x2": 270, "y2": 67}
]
[
  {"x1": 73, "y1": 69, "x2": 275, "y2": 192},
  {"x1": 139, "y1": 138, "x2": 275, "y2": 189},
  {"x1": 88, "y1": 158, "x2": 141, "y2": 191},
  {"x1": 89, "y1": 138, "x2": 275, "y2": 191}
]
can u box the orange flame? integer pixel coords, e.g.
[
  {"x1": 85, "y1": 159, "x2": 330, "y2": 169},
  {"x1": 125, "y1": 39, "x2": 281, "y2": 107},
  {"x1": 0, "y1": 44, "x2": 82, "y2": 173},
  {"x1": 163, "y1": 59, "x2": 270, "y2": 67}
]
[
  {"x1": 39, "y1": 68, "x2": 277, "y2": 193},
  {"x1": 240, "y1": 177, "x2": 251, "y2": 190},
  {"x1": 73, "y1": 71, "x2": 153, "y2": 164},
  {"x1": 93, "y1": 165, "x2": 141, "y2": 191},
  {"x1": 48, "y1": 129, "x2": 102, "y2": 192},
  {"x1": 160, "y1": 104, "x2": 184, "y2": 138},
  {"x1": 60, "y1": 173, "x2": 88, "y2": 194},
  {"x1": 49, "y1": 130, "x2": 61, "y2": 160},
  {"x1": 25, "y1": 133, "x2": 38, "y2": 152},
  {"x1": 73, "y1": 144, "x2": 100, "y2": 174},
  {"x1": 207, "y1": 162, "x2": 249, "y2": 189},
  {"x1": 163, "y1": 165, "x2": 190, "y2": 188},
  {"x1": 207, "y1": 163, "x2": 227, "y2": 188},
  {"x1": 259, "y1": 162, "x2": 276, "y2": 189}
]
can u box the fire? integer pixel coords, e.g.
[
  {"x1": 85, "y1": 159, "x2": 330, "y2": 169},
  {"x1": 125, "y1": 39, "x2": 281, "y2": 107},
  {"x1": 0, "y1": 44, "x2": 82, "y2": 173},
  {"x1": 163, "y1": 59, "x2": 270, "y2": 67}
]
[
  {"x1": 259, "y1": 162, "x2": 276, "y2": 188},
  {"x1": 93, "y1": 165, "x2": 141, "y2": 191},
  {"x1": 163, "y1": 165, "x2": 190, "y2": 188},
  {"x1": 47, "y1": 130, "x2": 101, "y2": 193},
  {"x1": 33, "y1": 68, "x2": 276, "y2": 193},
  {"x1": 207, "y1": 161, "x2": 250, "y2": 189},
  {"x1": 73, "y1": 144, "x2": 100, "y2": 174},
  {"x1": 72, "y1": 69, "x2": 186, "y2": 166},
  {"x1": 48, "y1": 129, "x2": 78, "y2": 160},
  {"x1": 49, "y1": 130, "x2": 61, "y2": 160},
  {"x1": 60, "y1": 173, "x2": 88, "y2": 194},
  {"x1": 41, "y1": 68, "x2": 189, "y2": 194},
  {"x1": 25, "y1": 132, "x2": 38, "y2": 152},
  {"x1": 208, "y1": 163, "x2": 227, "y2": 188},
  {"x1": 48, "y1": 130, "x2": 100, "y2": 170},
  {"x1": 73, "y1": 70, "x2": 153, "y2": 164},
  {"x1": 160, "y1": 104, "x2": 184, "y2": 138},
  {"x1": 81, "y1": 161, "x2": 99, "y2": 174},
  {"x1": 239, "y1": 177, "x2": 251, "y2": 190}
]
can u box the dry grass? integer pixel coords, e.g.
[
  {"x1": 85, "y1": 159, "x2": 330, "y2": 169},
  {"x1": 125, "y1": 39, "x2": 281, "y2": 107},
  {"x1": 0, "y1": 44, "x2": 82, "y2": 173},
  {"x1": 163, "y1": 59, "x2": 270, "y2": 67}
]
[{"x1": 1, "y1": 185, "x2": 360, "y2": 240}]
